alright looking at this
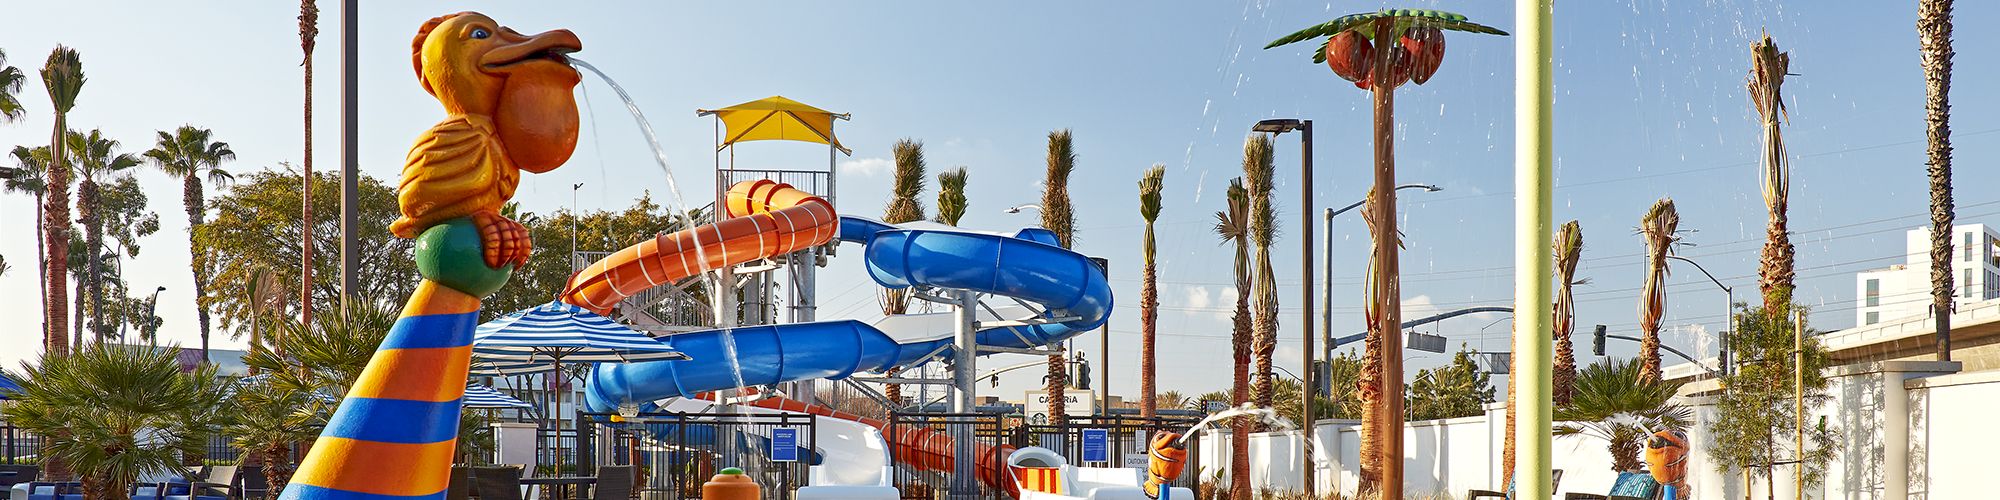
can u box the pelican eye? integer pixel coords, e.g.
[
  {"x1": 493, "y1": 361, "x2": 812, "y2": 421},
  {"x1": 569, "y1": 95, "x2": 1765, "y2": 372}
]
[{"x1": 471, "y1": 28, "x2": 491, "y2": 40}]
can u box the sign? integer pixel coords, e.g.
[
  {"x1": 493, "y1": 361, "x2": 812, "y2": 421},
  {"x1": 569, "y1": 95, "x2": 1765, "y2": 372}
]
[
  {"x1": 1080, "y1": 428, "x2": 1108, "y2": 462},
  {"x1": 1023, "y1": 389, "x2": 1096, "y2": 425},
  {"x1": 770, "y1": 428, "x2": 799, "y2": 462},
  {"x1": 1407, "y1": 331, "x2": 1447, "y2": 354},
  {"x1": 1123, "y1": 453, "x2": 1150, "y2": 469}
]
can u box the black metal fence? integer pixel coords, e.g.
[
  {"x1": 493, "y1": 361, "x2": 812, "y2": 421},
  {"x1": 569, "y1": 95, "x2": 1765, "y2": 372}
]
[
  {"x1": 2, "y1": 426, "x2": 39, "y2": 464},
  {"x1": 1018, "y1": 415, "x2": 1207, "y2": 493},
  {"x1": 887, "y1": 412, "x2": 1008, "y2": 500},
  {"x1": 578, "y1": 411, "x2": 815, "y2": 500}
]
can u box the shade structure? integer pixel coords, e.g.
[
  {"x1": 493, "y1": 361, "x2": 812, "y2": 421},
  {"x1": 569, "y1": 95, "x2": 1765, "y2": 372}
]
[
  {"x1": 699, "y1": 95, "x2": 851, "y2": 154},
  {"x1": 473, "y1": 301, "x2": 690, "y2": 364},
  {"x1": 463, "y1": 383, "x2": 534, "y2": 409}
]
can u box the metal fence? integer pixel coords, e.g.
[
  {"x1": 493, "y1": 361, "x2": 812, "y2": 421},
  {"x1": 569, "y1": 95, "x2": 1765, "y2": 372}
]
[
  {"x1": 1, "y1": 426, "x2": 39, "y2": 464},
  {"x1": 886, "y1": 412, "x2": 1008, "y2": 500},
  {"x1": 578, "y1": 411, "x2": 815, "y2": 500},
  {"x1": 1018, "y1": 415, "x2": 1207, "y2": 493}
]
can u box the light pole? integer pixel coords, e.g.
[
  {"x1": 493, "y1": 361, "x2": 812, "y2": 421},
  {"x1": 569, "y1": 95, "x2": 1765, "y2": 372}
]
[
  {"x1": 1253, "y1": 118, "x2": 1317, "y2": 493},
  {"x1": 145, "y1": 286, "x2": 165, "y2": 347},
  {"x1": 1003, "y1": 204, "x2": 1042, "y2": 214},
  {"x1": 1321, "y1": 184, "x2": 1441, "y2": 380},
  {"x1": 571, "y1": 182, "x2": 584, "y2": 265},
  {"x1": 1664, "y1": 254, "x2": 1734, "y2": 376}
]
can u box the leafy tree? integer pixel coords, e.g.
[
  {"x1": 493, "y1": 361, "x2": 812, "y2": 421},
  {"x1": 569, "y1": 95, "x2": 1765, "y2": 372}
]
[
  {"x1": 485, "y1": 194, "x2": 702, "y2": 321},
  {"x1": 39, "y1": 46, "x2": 84, "y2": 355},
  {"x1": 1710, "y1": 305, "x2": 1837, "y2": 497},
  {"x1": 1041, "y1": 130, "x2": 1077, "y2": 422},
  {"x1": 1406, "y1": 347, "x2": 1494, "y2": 421},
  {"x1": 1555, "y1": 357, "x2": 1691, "y2": 472},
  {"x1": 1138, "y1": 164, "x2": 1164, "y2": 418},
  {"x1": 67, "y1": 128, "x2": 141, "y2": 343},
  {"x1": 3, "y1": 344, "x2": 227, "y2": 499},
  {"x1": 143, "y1": 125, "x2": 235, "y2": 362},
  {"x1": 197, "y1": 169, "x2": 412, "y2": 337},
  {"x1": 0, "y1": 49, "x2": 25, "y2": 122},
  {"x1": 1211, "y1": 177, "x2": 1253, "y2": 499}
]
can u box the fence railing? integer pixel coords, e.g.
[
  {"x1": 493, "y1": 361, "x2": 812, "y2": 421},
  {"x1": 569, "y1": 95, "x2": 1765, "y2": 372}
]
[
  {"x1": 887, "y1": 412, "x2": 1008, "y2": 500},
  {"x1": 1018, "y1": 415, "x2": 1207, "y2": 493},
  {"x1": 1, "y1": 426, "x2": 291, "y2": 468},
  {"x1": 578, "y1": 411, "x2": 816, "y2": 500}
]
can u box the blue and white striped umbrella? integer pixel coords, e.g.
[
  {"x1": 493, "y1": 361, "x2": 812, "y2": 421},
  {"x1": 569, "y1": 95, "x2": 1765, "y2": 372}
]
[
  {"x1": 473, "y1": 301, "x2": 689, "y2": 364},
  {"x1": 463, "y1": 383, "x2": 533, "y2": 409}
]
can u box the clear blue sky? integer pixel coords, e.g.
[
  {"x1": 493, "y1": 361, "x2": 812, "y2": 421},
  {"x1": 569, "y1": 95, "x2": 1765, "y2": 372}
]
[{"x1": 2, "y1": 1, "x2": 1995, "y2": 401}]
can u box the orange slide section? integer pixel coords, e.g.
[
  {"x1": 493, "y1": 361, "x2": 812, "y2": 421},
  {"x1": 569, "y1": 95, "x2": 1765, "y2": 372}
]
[
  {"x1": 561, "y1": 179, "x2": 837, "y2": 314},
  {"x1": 748, "y1": 396, "x2": 1019, "y2": 496}
]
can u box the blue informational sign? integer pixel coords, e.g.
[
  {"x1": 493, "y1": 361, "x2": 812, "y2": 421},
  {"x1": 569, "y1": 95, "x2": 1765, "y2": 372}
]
[
  {"x1": 771, "y1": 428, "x2": 799, "y2": 462},
  {"x1": 1081, "y1": 428, "x2": 1108, "y2": 463}
]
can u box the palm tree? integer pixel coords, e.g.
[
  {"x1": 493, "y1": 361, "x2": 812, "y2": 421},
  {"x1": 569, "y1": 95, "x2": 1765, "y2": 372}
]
[
  {"x1": 39, "y1": 46, "x2": 84, "y2": 355},
  {"x1": 1041, "y1": 130, "x2": 1078, "y2": 422},
  {"x1": 1242, "y1": 135, "x2": 1279, "y2": 419},
  {"x1": 0, "y1": 49, "x2": 26, "y2": 122},
  {"x1": 4, "y1": 146, "x2": 50, "y2": 338},
  {"x1": 144, "y1": 125, "x2": 235, "y2": 363},
  {"x1": 299, "y1": 0, "x2": 321, "y2": 331},
  {"x1": 1919, "y1": 0, "x2": 1956, "y2": 361},
  {"x1": 1552, "y1": 220, "x2": 1584, "y2": 404},
  {"x1": 1554, "y1": 357, "x2": 1691, "y2": 472},
  {"x1": 935, "y1": 166, "x2": 968, "y2": 226},
  {"x1": 3, "y1": 344, "x2": 227, "y2": 499},
  {"x1": 236, "y1": 296, "x2": 399, "y2": 494},
  {"x1": 1138, "y1": 164, "x2": 1165, "y2": 419},
  {"x1": 1637, "y1": 198, "x2": 1680, "y2": 385},
  {"x1": 1211, "y1": 177, "x2": 1252, "y2": 499},
  {"x1": 1750, "y1": 34, "x2": 1795, "y2": 312},
  {"x1": 67, "y1": 128, "x2": 141, "y2": 343},
  {"x1": 244, "y1": 265, "x2": 292, "y2": 358},
  {"x1": 880, "y1": 138, "x2": 926, "y2": 407}
]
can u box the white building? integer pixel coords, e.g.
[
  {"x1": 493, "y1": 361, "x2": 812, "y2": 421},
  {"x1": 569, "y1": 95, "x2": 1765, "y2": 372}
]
[{"x1": 1855, "y1": 223, "x2": 2000, "y2": 326}]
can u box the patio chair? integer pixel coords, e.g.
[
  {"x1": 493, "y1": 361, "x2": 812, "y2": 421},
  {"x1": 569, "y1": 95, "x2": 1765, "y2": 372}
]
[
  {"x1": 0, "y1": 465, "x2": 39, "y2": 499},
  {"x1": 130, "y1": 482, "x2": 168, "y2": 500},
  {"x1": 22, "y1": 481, "x2": 81, "y2": 500},
  {"x1": 239, "y1": 466, "x2": 270, "y2": 500},
  {"x1": 447, "y1": 466, "x2": 472, "y2": 500},
  {"x1": 1565, "y1": 471, "x2": 1661, "y2": 500},
  {"x1": 472, "y1": 466, "x2": 524, "y2": 500},
  {"x1": 1466, "y1": 469, "x2": 1564, "y2": 499},
  {"x1": 591, "y1": 465, "x2": 632, "y2": 500},
  {"x1": 167, "y1": 465, "x2": 234, "y2": 500}
]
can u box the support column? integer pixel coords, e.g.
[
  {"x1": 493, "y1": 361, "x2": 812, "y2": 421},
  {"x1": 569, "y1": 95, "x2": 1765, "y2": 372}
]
[
  {"x1": 1513, "y1": 1, "x2": 1556, "y2": 499},
  {"x1": 952, "y1": 289, "x2": 979, "y2": 413}
]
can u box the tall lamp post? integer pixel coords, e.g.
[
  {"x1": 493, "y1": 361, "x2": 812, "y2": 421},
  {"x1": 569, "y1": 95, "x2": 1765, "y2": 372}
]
[
  {"x1": 1664, "y1": 254, "x2": 1734, "y2": 376},
  {"x1": 1251, "y1": 118, "x2": 1319, "y2": 493}
]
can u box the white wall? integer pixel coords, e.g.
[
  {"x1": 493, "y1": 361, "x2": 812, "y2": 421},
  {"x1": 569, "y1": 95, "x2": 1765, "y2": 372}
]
[{"x1": 1907, "y1": 370, "x2": 2000, "y2": 499}]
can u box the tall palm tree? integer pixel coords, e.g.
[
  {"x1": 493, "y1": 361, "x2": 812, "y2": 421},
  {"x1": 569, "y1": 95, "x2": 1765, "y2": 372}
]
[
  {"x1": 1637, "y1": 198, "x2": 1680, "y2": 385},
  {"x1": 1750, "y1": 34, "x2": 1795, "y2": 312},
  {"x1": 4, "y1": 146, "x2": 50, "y2": 338},
  {"x1": 1243, "y1": 134, "x2": 1279, "y2": 416},
  {"x1": 935, "y1": 166, "x2": 968, "y2": 226},
  {"x1": 67, "y1": 128, "x2": 141, "y2": 343},
  {"x1": 1554, "y1": 357, "x2": 1691, "y2": 472},
  {"x1": 1041, "y1": 130, "x2": 1077, "y2": 422},
  {"x1": 880, "y1": 138, "x2": 926, "y2": 407},
  {"x1": 1212, "y1": 177, "x2": 1252, "y2": 499},
  {"x1": 300, "y1": 0, "x2": 320, "y2": 331},
  {"x1": 0, "y1": 49, "x2": 25, "y2": 122},
  {"x1": 1552, "y1": 220, "x2": 1584, "y2": 404},
  {"x1": 1919, "y1": 0, "x2": 1956, "y2": 361},
  {"x1": 144, "y1": 125, "x2": 235, "y2": 363},
  {"x1": 39, "y1": 46, "x2": 84, "y2": 355},
  {"x1": 1137, "y1": 164, "x2": 1165, "y2": 419}
]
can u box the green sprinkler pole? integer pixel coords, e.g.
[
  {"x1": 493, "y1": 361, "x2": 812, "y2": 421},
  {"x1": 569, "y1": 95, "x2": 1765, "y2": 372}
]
[{"x1": 1514, "y1": 0, "x2": 1555, "y2": 499}]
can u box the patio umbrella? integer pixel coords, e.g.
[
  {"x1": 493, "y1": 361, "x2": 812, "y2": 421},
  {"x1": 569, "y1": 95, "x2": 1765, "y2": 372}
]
[{"x1": 464, "y1": 382, "x2": 534, "y2": 410}]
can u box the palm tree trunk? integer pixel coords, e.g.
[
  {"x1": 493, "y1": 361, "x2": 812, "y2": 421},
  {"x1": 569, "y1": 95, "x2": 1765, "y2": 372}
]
[
  {"x1": 301, "y1": 0, "x2": 318, "y2": 332},
  {"x1": 1140, "y1": 257, "x2": 1158, "y2": 419},
  {"x1": 1229, "y1": 280, "x2": 1252, "y2": 499},
  {"x1": 1920, "y1": 0, "x2": 1955, "y2": 361},
  {"x1": 82, "y1": 178, "x2": 105, "y2": 344},
  {"x1": 34, "y1": 194, "x2": 46, "y2": 345},
  {"x1": 1505, "y1": 342, "x2": 1517, "y2": 482},
  {"x1": 185, "y1": 174, "x2": 213, "y2": 363},
  {"x1": 44, "y1": 113, "x2": 71, "y2": 354},
  {"x1": 1367, "y1": 17, "x2": 1406, "y2": 497}
]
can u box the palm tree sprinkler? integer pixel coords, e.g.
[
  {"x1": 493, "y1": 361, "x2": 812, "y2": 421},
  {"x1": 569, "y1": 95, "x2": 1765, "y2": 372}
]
[{"x1": 1267, "y1": 9, "x2": 1506, "y2": 495}]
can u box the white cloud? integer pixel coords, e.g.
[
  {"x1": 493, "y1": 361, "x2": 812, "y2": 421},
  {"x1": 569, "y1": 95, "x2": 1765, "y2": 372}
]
[
  {"x1": 1183, "y1": 285, "x2": 1214, "y2": 309},
  {"x1": 838, "y1": 157, "x2": 891, "y2": 177}
]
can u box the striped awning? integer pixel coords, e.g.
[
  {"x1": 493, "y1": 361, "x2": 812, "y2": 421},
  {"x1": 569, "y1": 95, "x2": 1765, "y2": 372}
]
[
  {"x1": 473, "y1": 301, "x2": 690, "y2": 364},
  {"x1": 463, "y1": 383, "x2": 533, "y2": 409}
]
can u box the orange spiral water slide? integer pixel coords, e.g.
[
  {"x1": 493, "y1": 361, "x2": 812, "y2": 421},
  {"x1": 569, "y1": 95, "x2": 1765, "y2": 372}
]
[
  {"x1": 747, "y1": 396, "x2": 1019, "y2": 496},
  {"x1": 561, "y1": 179, "x2": 837, "y2": 314}
]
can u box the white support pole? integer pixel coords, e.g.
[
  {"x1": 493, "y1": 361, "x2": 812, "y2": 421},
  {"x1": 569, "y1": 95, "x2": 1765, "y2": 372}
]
[
  {"x1": 1514, "y1": 1, "x2": 1556, "y2": 499},
  {"x1": 952, "y1": 289, "x2": 979, "y2": 413}
]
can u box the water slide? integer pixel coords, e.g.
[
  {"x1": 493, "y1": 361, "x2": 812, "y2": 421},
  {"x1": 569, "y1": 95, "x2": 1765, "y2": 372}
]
[{"x1": 568, "y1": 180, "x2": 1109, "y2": 491}]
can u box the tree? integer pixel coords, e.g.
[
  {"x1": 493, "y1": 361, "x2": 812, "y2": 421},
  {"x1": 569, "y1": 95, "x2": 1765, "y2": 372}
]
[
  {"x1": 93, "y1": 176, "x2": 160, "y2": 342},
  {"x1": 1406, "y1": 346, "x2": 1494, "y2": 421},
  {"x1": 935, "y1": 166, "x2": 968, "y2": 226},
  {"x1": 1555, "y1": 357, "x2": 1691, "y2": 472},
  {"x1": 1041, "y1": 130, "x2": 1077, "y2": 422},
  {"x1": 197, "y1": 169, "x2": 413, "y2": 336},
  {"x1": 234, "y1": 295, "x2": 401, "y2": 495},
  {"x1": 4, "y1": 146, "x2": 50, "y2": 339},
  {"x1": 1243, "y1": 134, "x2": 1278, "y2": 417},
  {"x1": 1211, "y1": 177, "x2": 1252, "y2": 499},
  {"x1": 144, "y1": 125, "x2": 234, "y2": 362},
  {"x1": 1637, "y1": 198, "x2": 1680, "y2": 384},
  {"x1": 1711, "y1": 304, "x2": 1837, "y2": 498},
  {"x1": 299, "y1": 0, "x2": 320, "y2": 331},
  {"x1": 3, "y1": 344, "x2": 227, "y2": 499},
  {"x1": 0, "y1": 49, "x2": 25, "y2": 122},
  {"x1": 39, "y1": 46, "x2": 84, "y2": 355},
  {"x1": 67, "y1": 128, "x2": 142, "y2": 343},
  {"x1": 1919, "y1": 0, "x2": 1956, "y2": 361},
  {"x1": 485, "y1": 194, "x2": 700, "y2": 322},
  {"x1": 1750, "y1": 34, "x2": 1795, "y2": 311},
  {"x1": 1514, "y1": 220, "x2": 1584, "y2": 479},
  {"x1": 1137, "y1": 164, "x2": 1164, "y2": 419},
  {"x1": 880, "y1": 138, "x2": 926, "y2": 407}
]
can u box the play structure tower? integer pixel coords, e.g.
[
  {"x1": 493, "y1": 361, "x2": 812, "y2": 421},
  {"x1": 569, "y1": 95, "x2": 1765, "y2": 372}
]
[{"x1": 283, "y1": 12, "x2": 581, "y2": 499}]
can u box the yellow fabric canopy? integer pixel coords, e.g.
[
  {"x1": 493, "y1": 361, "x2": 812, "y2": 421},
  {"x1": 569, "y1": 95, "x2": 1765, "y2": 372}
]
[{"x1": 701, "y1": 96, "x2": 851, "y2": 154}]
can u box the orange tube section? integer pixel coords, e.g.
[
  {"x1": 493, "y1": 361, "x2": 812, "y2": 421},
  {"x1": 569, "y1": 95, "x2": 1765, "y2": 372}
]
[
  {"x1": 561, "y1": 180, "x2": 837, "y2": 314},
  {"x1": 748, "y1": 397, "x2": 1018, "y2": 496}
]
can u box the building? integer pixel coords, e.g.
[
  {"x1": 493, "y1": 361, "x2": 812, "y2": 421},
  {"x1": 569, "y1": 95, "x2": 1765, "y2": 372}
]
[{"x1": 1854, "y1": 223, "x2": 2000, "y2": 326}]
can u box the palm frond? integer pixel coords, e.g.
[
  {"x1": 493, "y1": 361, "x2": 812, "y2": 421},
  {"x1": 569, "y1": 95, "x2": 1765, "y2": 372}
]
[
  {"x1": 1041, "y1": 130, "x2": 1077, "y2": 248},
  {"x1": 40, "y1": 46, "x2": 84, "y2": 113},
  {"x1": 1267, "y1": 8, "x2": 1508, "y2": 64},
  {"x1": 935, "y1": 166, "x2": 968, "y2": 226},
  {"x1": 1243, "y1": 135, "x2": 1278, "y2": 248},
  {"x1": 1138, "y1": 164, "x2": 1165, "y2": 223},
  {"x1": 884, "y1": 138, "x2": 927, "y2": 224}
]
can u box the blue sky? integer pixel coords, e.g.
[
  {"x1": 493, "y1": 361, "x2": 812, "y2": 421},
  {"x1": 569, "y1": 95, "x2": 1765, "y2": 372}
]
[{"x1": 2, "y1": 1, "x2": 1995, "y2": 401}]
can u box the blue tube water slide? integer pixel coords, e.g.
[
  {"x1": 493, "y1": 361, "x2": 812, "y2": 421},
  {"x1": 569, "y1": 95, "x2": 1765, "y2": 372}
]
[{"x1": 581, "y1": 216, "x2": 1109, "y2": 413}]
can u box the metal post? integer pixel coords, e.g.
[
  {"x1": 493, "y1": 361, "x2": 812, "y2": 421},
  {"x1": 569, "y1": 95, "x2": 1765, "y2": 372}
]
[
  {"x1": 1298, "y1": 120, "x2": 1316, "y2": 495},
  {"x1": 338, "y1": 0, "x2": 359, "y2": 307},
  {"x1": 1793, "y1": 308, "x2": 1804, "y2": 500},
  {"x1": 952, "y1": 289, "x2": 979, "y2": 413},
  {"x1": 1323, "y1": 207, "x2": 1335, "y2": 390},
  {"x1": 1514, "y1": 0, "x2": 1557, "y2": 498}
]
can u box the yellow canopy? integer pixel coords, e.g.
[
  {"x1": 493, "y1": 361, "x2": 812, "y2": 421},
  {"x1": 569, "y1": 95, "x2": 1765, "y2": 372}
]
[{"x1": 700, "y1": 96, "x2": 851, "y2": 154}]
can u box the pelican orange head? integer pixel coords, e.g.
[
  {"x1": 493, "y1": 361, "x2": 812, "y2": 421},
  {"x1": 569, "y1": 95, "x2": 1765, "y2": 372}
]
[{"x1": 412, "y1": 12, "x2": 581, "y2": 173}]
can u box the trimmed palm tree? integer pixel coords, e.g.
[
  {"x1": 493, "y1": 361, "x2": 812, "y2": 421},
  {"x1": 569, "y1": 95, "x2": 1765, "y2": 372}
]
[
  {"x1": 39, "y1": 46, "x2": 84, "y2": 355},
  {"x1": 880, "y1": 138, "x2": 926, "y2": 407},
  {"x1": 935, "y1": 166, "x2": 968, "y2": 226},
  {"x1": 1243, "y1": 135, "x2": 1279, "y2": 417},
  {"x1": 144, "y1": 125, "x2": 235, "y2": 363},
  {"x1": 1268, "y1": 11, "x2": 1506, "y2": 496},
  {"x1": 1750, "y1": 34, "x2": 1795, "y2": 311},
  {"x1": 1212, "y1": 177, "x2": 1252, "y2": 499},
  {"x1": 300, "y1": 0, "x2": 320, "y2": 331},
  {"x1": 1554, "y1": 357, "x2": 1691, "y2": 472},
  {"x1": 1041, "y1": 130, "x2": 1077, "y2": 422},
  {"x1": 2, "y1": 344, "x2": 227, "y2": 499},
  {"x1": 1919, "y1": 0, "x2": 1956, "y2": 360},
  {"x1": 1637, "y1": 198, "x2": 1680, "y2": 385},
  {"x1": 0, "y1": 49, "x2": 24, "y2": 121},
  {"x1": 4, "y1": 146, "x2": 50, "y2": 337},
  {"x1": 1552, "y1": 220, "x2": 1584, "y2": 404},
  {"x1": 67, "y1": 128, "x2": 141, "y2": 343},
  {"x1": 1137, "y1": 164, "x2": 1165, "y2": 419}
]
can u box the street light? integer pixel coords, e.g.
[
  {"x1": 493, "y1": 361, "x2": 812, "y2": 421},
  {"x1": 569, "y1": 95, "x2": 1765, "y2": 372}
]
[
  {"x1": 1323, "y1": 183, "x2": 1441, "y2": 373},
  {"x1": 1253, "y1": 117, "x2": 1319, "y2": 493},
  {"x1": 1664, "y1": 254, "x2": 1734, "y2": 376},
  {"x1": 145, "y1": 286, "x2": 165, "y2": 347},
  {"x1": 1003, "y1": 204, "x2": 1042, "y2": 214}
]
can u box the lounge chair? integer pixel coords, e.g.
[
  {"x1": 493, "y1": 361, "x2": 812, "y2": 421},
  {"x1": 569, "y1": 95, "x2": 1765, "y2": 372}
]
[
  {"x1": 1565, "y1": 471, "x2": 1661, "y2": 500},
  {"x1": 0, "y1": 465, "x2": 38, "y2": 499},
  {"x1": 1466, "y1": 469, "x2": 1564, "y2": 499},
  {"x1": 472, "y1": 466, "x2": 524, "y2": 500},
  {"x1": 447, "y1": 466, "x2": 472, "y2": 500},
  {"x1": 167, "y1": 465, "x2": 233, "y2": 500},
  {"x1": 23, "y1": 481, "x2": 81, "y2": 500},
  {"x1": 239, "y1": 466, "x2": 270, "y2": 500},
  {"x1": 591, "y1": 465, "x2": 632, "y2": 500}
]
